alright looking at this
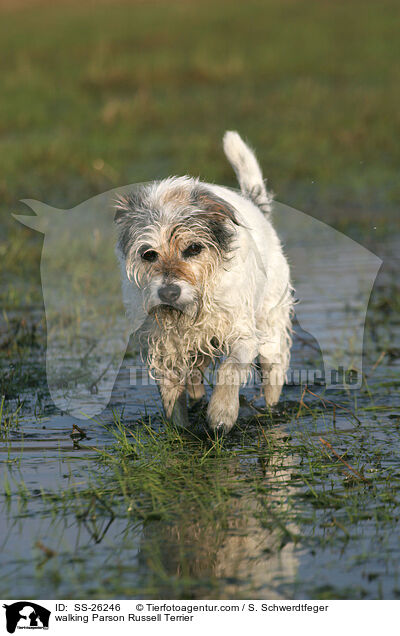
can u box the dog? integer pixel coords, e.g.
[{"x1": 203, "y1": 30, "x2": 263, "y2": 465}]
[{"x1": 114, "y1": 132, "x2": 293, "y2": 433}]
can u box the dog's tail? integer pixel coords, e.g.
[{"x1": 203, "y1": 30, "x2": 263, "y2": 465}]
[{"x1": 223, "y1": 131, "x2": 273, "y2": 217}]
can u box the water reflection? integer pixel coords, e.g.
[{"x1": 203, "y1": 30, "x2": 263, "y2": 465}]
[{"x1": 136, "y1": 432, "x2": 298, "y2": 599}]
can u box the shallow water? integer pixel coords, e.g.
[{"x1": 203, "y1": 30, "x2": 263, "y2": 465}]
[{"x1": 0, "y1": 231, "x2": 399, "y2": 599}]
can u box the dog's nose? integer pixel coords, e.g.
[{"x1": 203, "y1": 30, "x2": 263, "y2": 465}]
[{"x1": 158, "y1": 284, "x2": 181, "y2": 304}]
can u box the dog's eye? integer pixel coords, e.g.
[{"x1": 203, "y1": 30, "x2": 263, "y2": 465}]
[
  {"x1": 141, "y1": 250, "x2": 158, "y2": 262},
  {"x1": 182, "y1": 243, "x2": 204, "y2": 258}
]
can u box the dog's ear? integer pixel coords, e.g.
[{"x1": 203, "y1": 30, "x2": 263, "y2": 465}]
[
  {"x1": 113, "y1": 192, "x2": 147, "y2": 258},
  {"x1": 114, "y1": 191, "x2": 143, "y2": 224},
  {"x1": 191, "y1": 186, "x2": 240, "y2": 226},
  {"x1": 191, "y1": 185, "x2": 240, "y2": 254},
  {"x1": 114, "y1": 207, "x2": 127, "y2": 224}
]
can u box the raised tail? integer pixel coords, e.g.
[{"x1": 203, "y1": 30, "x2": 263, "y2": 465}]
[{"x1": 223, "y1": 131, "x2": 273, "y2": 216}]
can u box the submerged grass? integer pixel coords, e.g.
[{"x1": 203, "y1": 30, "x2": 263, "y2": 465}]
[
  {"x1": 2, "y1": 378, "x2": 399, "y2": 599},
  {"x1": 0, "y1": 396, "x2": 22, "y2": 439}
]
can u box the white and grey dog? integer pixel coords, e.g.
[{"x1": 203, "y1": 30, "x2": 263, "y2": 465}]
[{"x1": 115, "y1": 132, "x2": 293, "y2": 433}]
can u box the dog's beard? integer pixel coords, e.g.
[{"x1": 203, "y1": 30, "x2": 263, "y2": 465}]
[
  {"x1": 146, "y1": 286, "x2": 202, "y2": 322},
  {"x1": 150, "y1": 304, "x2": 183, "y2": 320},
  {"x1": 149, "y1": 300, "x2": 200, "y2": 325}
]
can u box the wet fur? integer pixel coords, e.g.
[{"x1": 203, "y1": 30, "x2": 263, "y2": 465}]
[{"x1": 115, "y1": 132, "x2": 293, "y2": 433}]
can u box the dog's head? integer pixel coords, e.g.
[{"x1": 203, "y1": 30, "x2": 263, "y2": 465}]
[{"x1": 115, "y1": 177, "x2": 239, "y2": 319}]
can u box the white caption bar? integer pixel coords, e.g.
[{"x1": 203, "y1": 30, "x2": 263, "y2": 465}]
[{"x1": 1, "y1": 599, "x2": 396, "y2": 635}]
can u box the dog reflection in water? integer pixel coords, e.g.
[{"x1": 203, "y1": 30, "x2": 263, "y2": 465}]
[{"x1": 137, "y1": 427, "x2": 298, "y2": 598}]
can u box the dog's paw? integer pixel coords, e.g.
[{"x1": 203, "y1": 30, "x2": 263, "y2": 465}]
[
  {"x1": 169, "y1": 391, "x2": 189, "y2": 429},
  {"x1": 207, "y1": 390, "x2": 239, "y2": 434},
  {"x1": 264, "y1": 382, "x2": 283, "y2": 407},
  {"x1": 209, "y1": 421, "x2": 232, "y2": 437}
]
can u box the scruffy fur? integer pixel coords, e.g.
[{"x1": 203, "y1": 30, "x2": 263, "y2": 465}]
[{"x1": 115, "y1": 132, "x2": 293, "y2": 433}]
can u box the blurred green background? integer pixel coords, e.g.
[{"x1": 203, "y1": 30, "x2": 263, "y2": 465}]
[{"x1": 1, "y1": 0, "x2": 400, "y2": 231}]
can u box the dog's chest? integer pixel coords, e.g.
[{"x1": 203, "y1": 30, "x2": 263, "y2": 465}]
[{"x1": 148, "y1": 305, "x2": 235, "y2": 371}]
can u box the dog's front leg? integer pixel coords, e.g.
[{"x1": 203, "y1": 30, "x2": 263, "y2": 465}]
[
  {"x1": 158, "y1": 376, "x2": 189, "y2": 428},
  {"x1": 207, "y1": 339, "x2": 258, "y2": 434},
  {"x1": 187, "y1": 354, "x2": 211, "y2": 404}
]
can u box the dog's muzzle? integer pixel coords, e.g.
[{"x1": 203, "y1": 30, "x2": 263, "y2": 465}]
[
  {"x1": 146, "y1": 280, "x2": 199, "y2": 317},
  {"x1": 158, "y1": 284, "x2": 181, "y2": 305}
]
